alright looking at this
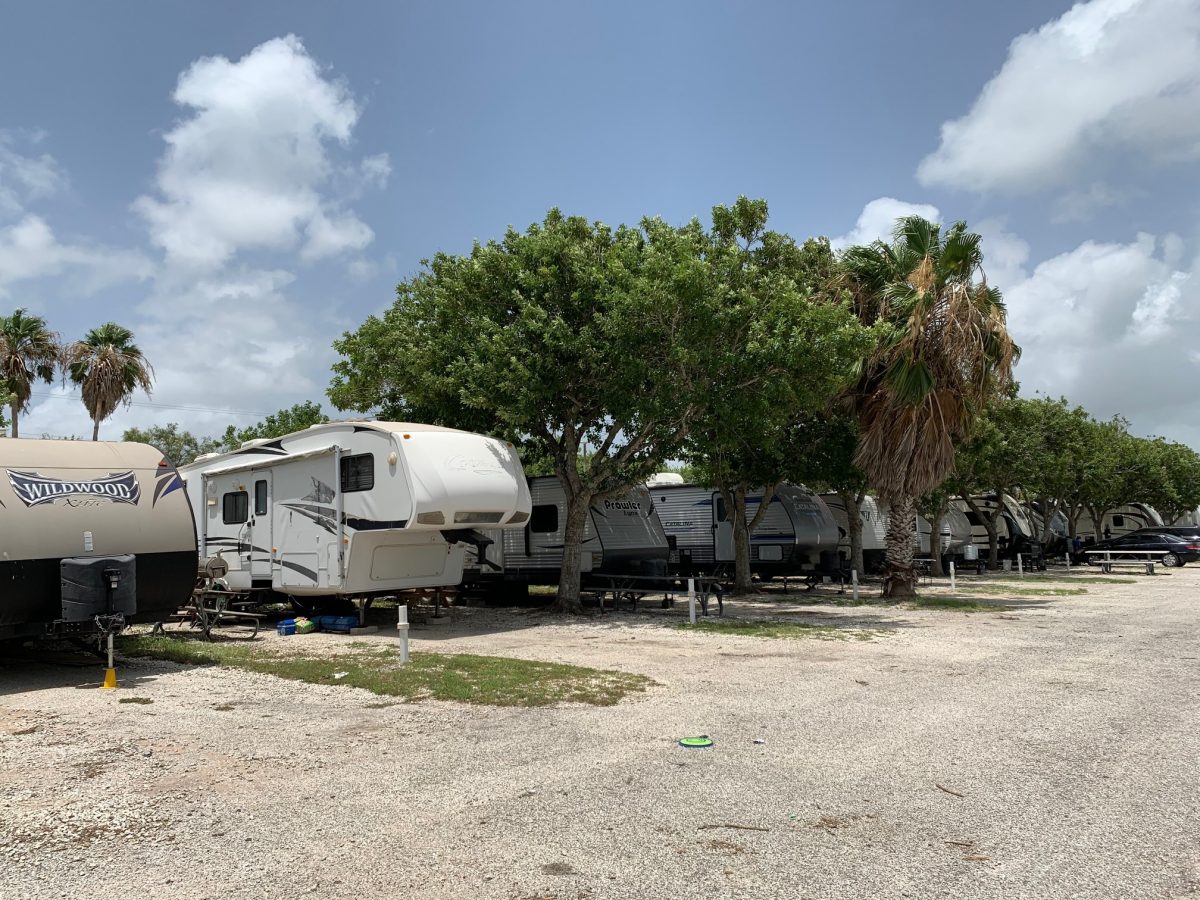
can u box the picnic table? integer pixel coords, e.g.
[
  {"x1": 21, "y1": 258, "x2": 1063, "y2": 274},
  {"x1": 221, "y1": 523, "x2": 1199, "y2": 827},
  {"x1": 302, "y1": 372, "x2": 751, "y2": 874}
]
[
  {"x1": 1084, "y1": 550, "x2": 1164, "y2": 575},
  {"x1": 586, "y1": 574, "x2": 725, "y2": 616}
]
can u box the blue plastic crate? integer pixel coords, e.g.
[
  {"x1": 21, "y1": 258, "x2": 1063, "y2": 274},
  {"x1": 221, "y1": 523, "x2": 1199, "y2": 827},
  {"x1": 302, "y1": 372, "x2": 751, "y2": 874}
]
[{"x1": 276, "y1": 622, "x2": 297, "y2": 636}]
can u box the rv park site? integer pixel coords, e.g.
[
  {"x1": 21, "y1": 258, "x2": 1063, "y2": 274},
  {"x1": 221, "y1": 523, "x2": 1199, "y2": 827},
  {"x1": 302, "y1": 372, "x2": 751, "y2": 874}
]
[{"x1": 4, "y1": 565, "x2": 1199, "y2": 899}]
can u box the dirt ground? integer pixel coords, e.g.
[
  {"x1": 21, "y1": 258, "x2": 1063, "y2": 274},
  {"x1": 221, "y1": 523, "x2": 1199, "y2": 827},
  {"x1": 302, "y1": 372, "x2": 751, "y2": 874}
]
[{"x1": 2, "y1": 569, "x2": 1198, "y2": 899}]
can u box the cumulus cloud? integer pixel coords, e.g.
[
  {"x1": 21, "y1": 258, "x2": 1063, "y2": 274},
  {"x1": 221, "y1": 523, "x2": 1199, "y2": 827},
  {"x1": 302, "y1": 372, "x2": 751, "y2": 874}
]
[
  {"x1": 998, "y1": 233, "x2": 1200, "y2": 434},
  {"x1": 831, "y1": 197, "x2": 941, "y2": 250},
  {"x1": 917, "y1": 0, "x2": 1200, "y2": 194},
  {"x1": 133, "y1": 34, "x2": 379, "y2": 269}
]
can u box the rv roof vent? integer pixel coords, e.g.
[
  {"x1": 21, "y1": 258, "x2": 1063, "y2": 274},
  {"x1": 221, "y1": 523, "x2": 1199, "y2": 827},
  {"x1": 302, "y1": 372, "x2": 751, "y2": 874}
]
[
  {"x1": 194, "y1": 452, "x2": 221, "y2": 462},
  {"x1": 646, "y1": 472, "x2": 684, "y2": 487},
  {"x1": 239, "y1": 438, "x2": 270, "y2": 449}
]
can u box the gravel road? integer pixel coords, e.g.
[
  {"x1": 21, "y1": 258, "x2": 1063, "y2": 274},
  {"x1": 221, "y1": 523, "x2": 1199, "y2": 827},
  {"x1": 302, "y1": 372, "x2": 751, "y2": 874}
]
[{"x1": 2, "y1": 570, "x2": 1198, "y2": 899}]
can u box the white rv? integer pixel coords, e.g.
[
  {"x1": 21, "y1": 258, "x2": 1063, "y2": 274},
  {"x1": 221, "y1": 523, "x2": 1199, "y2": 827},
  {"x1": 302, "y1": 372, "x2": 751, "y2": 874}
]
[
  {"x1": 648, "y1": 481, "x2": 839, "y2": 576},
  {"x1": 466, "y1": 476, "x2": 669, "y2": 585},
  {"x1": 1073, "y1": 503, "x2": 1164, "y2": 541},
  {"x1": 180, "y1": 422, "x2": 531, "y2": 599},
  {"x1": 0, "y1": 439, "x2": 197, "y2": 640},
  {"x1": 821, "y1": 493, "x2": 973, "y2": 571},
  {"x1": 914, "y1": 506, "x2": 974, "y2": 558}
]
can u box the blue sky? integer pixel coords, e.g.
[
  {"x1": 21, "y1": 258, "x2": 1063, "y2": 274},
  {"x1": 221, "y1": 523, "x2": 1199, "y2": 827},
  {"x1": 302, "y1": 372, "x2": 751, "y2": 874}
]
[{"x1": 2, "y1": 0, "x2": 1198, "y2": 446}]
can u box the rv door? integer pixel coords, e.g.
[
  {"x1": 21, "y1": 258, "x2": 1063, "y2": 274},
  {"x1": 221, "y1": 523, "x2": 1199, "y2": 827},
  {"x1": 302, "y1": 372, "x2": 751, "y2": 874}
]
[
  {"x1": 247, "y1": 471, "x2": 273, "y2": 582},
  {"x1": 712, "y1": 492, "x2": 735, "y2": 563}
]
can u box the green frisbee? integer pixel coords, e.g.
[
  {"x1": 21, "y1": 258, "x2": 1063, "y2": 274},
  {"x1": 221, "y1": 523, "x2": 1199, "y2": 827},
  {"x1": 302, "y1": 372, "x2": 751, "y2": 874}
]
[{"x1": 678, "y1": 735, "x2": 714, "y2": 749}]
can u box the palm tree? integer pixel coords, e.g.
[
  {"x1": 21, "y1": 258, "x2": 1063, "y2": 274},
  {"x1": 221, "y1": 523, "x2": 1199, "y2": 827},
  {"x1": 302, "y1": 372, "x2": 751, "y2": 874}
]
[
  {"x1": 840, "y1": 217, "x2": 1018, "y2": 598},
  {"x1": 0, "y1": 308, "x2": 60, "y2": 438},
  {"x1": 63, "y1": 323, "x2": 155, "y2": 441}
]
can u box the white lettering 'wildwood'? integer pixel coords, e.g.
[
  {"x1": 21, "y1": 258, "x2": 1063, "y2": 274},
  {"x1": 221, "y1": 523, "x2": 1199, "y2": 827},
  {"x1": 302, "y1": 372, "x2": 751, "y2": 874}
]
[{"x1": 6, "y1": 470, "x2": 141, "y2": 508}]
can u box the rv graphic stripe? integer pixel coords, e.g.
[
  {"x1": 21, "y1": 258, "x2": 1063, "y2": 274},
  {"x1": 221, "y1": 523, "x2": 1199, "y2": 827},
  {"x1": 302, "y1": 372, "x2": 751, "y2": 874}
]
[{"x1": 7, "y1": 470, "x2": 141, "y2": 507}]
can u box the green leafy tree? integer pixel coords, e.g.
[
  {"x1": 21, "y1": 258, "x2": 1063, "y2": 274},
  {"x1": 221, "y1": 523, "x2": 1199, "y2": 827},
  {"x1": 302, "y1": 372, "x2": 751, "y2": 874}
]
[
  {"x1": 790, "y1": 412, "x2": 869, "y2": 575},
  {"x1": 330, "y1": 208, "x2": 731, "y2": 611},
  {"x1": 0, "y1": 308, "x2": 59, "y2": 438},
  {"x1": 220, "y1": 401, "x2": 329, "y2": 450},
  {"x1": 122, "y1": 423, "x2": 221, "y2": 466},
  {"x1": 1147, "y1": 440, "x2": 1200, "y2": 524},
  {"x1": 63, "y1": 323, "x2": 154, "y2": 441},
  {"x1": 681, "y1": 206, "x2": 871, "y2": 592},
  {"x1": 840, "y1": 217, "x2": 1018, "y2": 596}
]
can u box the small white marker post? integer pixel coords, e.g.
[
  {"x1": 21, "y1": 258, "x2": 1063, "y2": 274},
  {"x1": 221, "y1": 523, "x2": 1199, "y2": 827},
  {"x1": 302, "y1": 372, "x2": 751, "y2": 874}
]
[
  {"x1": 949, "y1": 560, "x2": 956, "y2": 591},
  {"x1": 851, "y1": 569, "x2": 859, "y2": 603},
  {"x1": 1017, "y1": 553, "x2": 1024, "y2": 577},
  {"x1": 688, "y1": 578, "x2": 697, "y2": 624},
  {"x1": 397, "y1": 604, "x2": 410, "y2": 665}
]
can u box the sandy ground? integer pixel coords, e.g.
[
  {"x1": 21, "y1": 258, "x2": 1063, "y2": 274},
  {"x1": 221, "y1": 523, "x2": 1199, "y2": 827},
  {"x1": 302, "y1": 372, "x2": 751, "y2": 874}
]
[{"x1": 2, "y1": 569, "x2": 1198, "y2": 899}]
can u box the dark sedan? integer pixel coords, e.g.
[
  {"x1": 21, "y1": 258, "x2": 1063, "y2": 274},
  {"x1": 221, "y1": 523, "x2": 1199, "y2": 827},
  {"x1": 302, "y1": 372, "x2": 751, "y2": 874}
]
[
  {"x1": 1129, "y1": 525, "x2": 1200, "y2": 542},
  {"x1": 1082, "y1": 531, "x2": 1200, "y2": 568}
]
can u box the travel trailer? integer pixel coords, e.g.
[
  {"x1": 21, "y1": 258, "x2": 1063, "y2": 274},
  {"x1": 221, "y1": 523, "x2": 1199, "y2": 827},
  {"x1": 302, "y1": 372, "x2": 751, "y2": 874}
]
[
  {"x1": 822, "y1": 494, "x2": 974, "y2": 571},
  {"x1": 1073, "y1": 503, "x2": 1164, "y2": 542},
  {"x1": 465, "y1": 476, "x2": 669, "y2": 585},
  {"x1": 180, "y1": 422, "x2": 531, "y2": 600},
  {"x1": 648, "y1": 481, "x2": 839, "y2": 576},
  {"x1": 0, "y1": 439, "x2": 197, "y2": 641},
  {"x1": 952, "y1": 494, "x2": 1037, "y2": 556},
  {"x1": 821, "y1": 493, "x2": 887, "y2": 571},
  {"x1": 915, "y1": 506, "x2": 974, "y2": 558}
]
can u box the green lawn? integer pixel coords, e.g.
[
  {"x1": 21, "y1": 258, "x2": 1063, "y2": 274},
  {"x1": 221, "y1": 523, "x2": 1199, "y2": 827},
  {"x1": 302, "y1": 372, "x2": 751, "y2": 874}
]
[{"x1": 119, "y1": 635, "x2": 653, "y2": 707}]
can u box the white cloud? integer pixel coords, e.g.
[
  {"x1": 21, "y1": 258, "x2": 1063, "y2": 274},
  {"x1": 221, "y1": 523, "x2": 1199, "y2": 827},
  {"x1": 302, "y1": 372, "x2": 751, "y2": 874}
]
[
  {"x1": 917, "y1": 0, "x2": 1200, "y2": 194},
  {"x1": 1001, "y1": 232, "x2": 1200, "y2": 431},
  {"x1": 831, "y1": 197, "x2": 941, "y2": 250},
  {"x1": 133, "y1": 34, "x2": 378, "y2": 269},
  {"x1": 0, "y1": 215, "x2": 153, "y2": 297},
  {"x1": 0, "y1": 130, "x2": 67, "y2": 218}
]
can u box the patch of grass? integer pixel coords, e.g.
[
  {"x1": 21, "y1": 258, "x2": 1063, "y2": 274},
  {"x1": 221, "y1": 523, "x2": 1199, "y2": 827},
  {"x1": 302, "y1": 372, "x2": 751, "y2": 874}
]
[
  {"x1": 118, "y1": 635, "x2": 652, "y2": 707},
  {"x1": 676, "y1": 619, "x2": 875, "y2": 641},
  {"x1": 956, "y1": 585, "x2": 1087, "y2": 597},
  {"x1": 117, "y1": 696, "x2": 153, "y2": 705},
  {"x1": 910, "y1": 597, "x2": 1009, "y2": 612}
]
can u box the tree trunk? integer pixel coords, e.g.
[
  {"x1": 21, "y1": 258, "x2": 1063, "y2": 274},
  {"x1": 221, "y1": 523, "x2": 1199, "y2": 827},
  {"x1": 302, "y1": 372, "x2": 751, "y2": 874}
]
[
  {"x1": 1038, "y1": 496, "x2": 1059, "y2": 544},
  {"x1": 555, "y1": 489, "x2": 593, "y2": 613},
  {"x1": 882, "y1": 493, "x2": 917, "y2": 599},
  {"x1": 731, "y1": 485, "x2": 753, "y2": 594},
  {"x1": 92, "y1": 418, "x2": 100, "y2": 441},
  {"x1": 927, "y1": 506, "x2": 945, "y2": 577},
  {"x1": 10, "y1": 402, "x2": 17, "y2": 438},
  {"x1": 840, "y1": 490, "x2": 865, "y2": 577}
]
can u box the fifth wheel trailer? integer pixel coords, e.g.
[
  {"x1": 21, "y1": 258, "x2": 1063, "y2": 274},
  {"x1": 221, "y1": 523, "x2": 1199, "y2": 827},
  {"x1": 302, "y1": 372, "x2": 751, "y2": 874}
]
[
  {"x1": 180, "y1": 422, "x2": 531, "y2": 599},
  {"x1": 0, "y1": 439, "x2": 197, "y2": 641}
]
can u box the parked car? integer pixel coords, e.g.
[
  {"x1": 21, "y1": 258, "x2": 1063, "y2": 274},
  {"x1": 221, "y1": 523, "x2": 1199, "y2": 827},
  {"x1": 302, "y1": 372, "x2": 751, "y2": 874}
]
[
  {"x1": 1129, "y1": 525, "x2": 1200, "y2": 542},
  {"x1": 1082, "y1": 532, "x2": 1200, "y2": 568}
]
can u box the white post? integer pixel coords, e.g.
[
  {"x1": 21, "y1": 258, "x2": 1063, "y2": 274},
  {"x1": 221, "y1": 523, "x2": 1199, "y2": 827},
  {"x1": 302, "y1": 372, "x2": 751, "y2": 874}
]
[
  {"x1": 851, "y1": 568, "x2": 859, "y2": 603},
  {"x1": 1017, "y1": 553, "x2": 1024, "y2": 577},
  {"x1": 1065, "y1": 550, "x2": 1071, "y2": 573},
  {"x1": 397, "y1": 604, "x2": 410, "y2": 665},
  {"x1": 949, "y1": 560, "x2": 956, "y2": 591},
  {"x1": 688, "y1": 578, "x2": 696, "y2": 624}
]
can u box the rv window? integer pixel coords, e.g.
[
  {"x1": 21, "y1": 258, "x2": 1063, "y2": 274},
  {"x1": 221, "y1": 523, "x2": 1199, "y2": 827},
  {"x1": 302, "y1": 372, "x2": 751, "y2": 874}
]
[
  {"x1": 530, "y1": 504, "x2": 558, "y2": 533},
  {"x1": 223, "y1": 491, "x2": 248, "y2": 524},
  {"x1": 254, "y1": 480, "x2": 268, "y2": 516},
  {"x1": 715, "y1": 497, "x2": 728, "y2": 522},
  {"x1": 340, "y1": 453, "x2": 374, "y2": 492},
  {"x1": 1111, "y1": 515, "x2": 1124, "y2": 527}
]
